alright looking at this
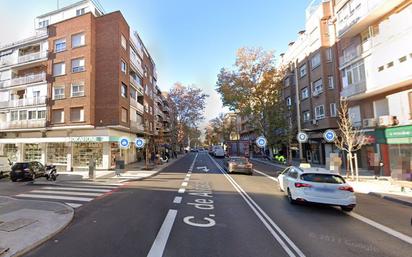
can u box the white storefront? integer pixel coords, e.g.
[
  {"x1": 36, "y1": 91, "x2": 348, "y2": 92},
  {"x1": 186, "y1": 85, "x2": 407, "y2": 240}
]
[{"x1": 0, "y1": 128, "x2": 144, "y2": 171}]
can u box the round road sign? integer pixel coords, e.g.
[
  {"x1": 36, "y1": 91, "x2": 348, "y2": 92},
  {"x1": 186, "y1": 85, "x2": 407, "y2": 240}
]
[
  {"x1": 135, "y1": 138, "x2": 145, "y2": 148},
  {"x1": 256, "y1": 136, "x2": 267, "y2": 148},
  {"x1": 119, "y1": 137, "x2": 130, "y2": 148},
  {"x1": 297, "y1": 132, "x2": 308, "y2": 143},
  {"x1": 323, "y1": 129, "x2": 336, "y2": 142}
]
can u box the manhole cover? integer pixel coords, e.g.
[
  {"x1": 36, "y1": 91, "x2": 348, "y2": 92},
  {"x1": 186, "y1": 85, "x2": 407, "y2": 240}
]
[{"x1": 0, "y1": 218, "x2": 37, "y2": 232}]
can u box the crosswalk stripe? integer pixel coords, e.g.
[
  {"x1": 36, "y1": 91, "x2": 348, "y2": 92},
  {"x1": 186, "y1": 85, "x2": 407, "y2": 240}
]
[
  {"x1": 15, "y1": 194, "x2": 94, "y2": 202},
  {"x1": 40, "y1": 187, "x2": 112, "y2": 192},
  {"x1": 65, "y1": 202, "x2": 83, "y2": 208},
  {"x1": 65, "y1": 181, "x2": 124, "y2": 186},
  {"x1": 30, "y1": 190, "x2": 104, "y2": 197},
  {"x1": 58, "y1": 184, "x2": 118, "y2": 189}
]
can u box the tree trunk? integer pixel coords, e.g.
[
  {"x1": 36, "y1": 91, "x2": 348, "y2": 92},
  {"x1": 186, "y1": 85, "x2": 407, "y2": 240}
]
[
  {"x1": 268, "y1": 147, "x2": 274, "y2": 161},
  {"x1": 348, "y1": 152, "x2": 354, "y2": 180},
  {"x1": 354, "y1": 153, "x2": 359, "y2": 182}
]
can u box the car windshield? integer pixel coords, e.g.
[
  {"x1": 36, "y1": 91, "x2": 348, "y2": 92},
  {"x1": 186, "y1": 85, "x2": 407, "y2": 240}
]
[
  {"x1": 300, "y1": 173, "x2": 346, "y2": 184},
  {"x1": 230, "y1": 158, "x2": 247, "y2": 164}
]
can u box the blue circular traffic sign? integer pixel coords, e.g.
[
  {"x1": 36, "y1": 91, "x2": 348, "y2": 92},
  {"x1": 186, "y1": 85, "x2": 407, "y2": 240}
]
[
  {"x1": 297, "y1": 132, "x2": 308, "y2": 143},
  {"x1": 323, "y1": 130, "x2": 336, "y2": 142},
  {"x1": 119, "y1": 137, "x2": 130, "y2": 148},
  {"x1": 256, "y1": 136, "x2": 267, "y2": 148},
  {"x1": 135, "y1": 138, "x2": 145, "y2": 148}
]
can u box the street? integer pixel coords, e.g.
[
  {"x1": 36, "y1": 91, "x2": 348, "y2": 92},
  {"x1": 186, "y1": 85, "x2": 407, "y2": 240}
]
[{"x1": 19, "y1": 152, "x2": 412, "y2": 257}]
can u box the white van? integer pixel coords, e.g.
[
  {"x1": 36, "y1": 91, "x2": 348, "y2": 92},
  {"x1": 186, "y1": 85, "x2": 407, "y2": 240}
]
[
  {"x1": 0, "y1": 156, "x2": 12, "y2": 178},
  {"x1": 213, "y1": 146, "x2": 225, "y2": 158}
]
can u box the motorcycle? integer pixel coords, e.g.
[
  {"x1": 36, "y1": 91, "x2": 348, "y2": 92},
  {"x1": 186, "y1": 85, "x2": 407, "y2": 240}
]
[{"x1": 45, "y1": 165, "x2": 58, "y2": 181}]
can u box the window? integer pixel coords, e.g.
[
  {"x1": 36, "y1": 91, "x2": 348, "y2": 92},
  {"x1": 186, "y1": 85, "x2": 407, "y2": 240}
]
[
  {"x1": 37, "y1": 110, "x2": 46, "y2": 119},
  {"x1": 19, "y1": 110, "x2": 27, "y2": 120},
  {"x1": 38, "y1": 20, "x2": 49, "y2": 28},
  {"x1": 72, "y1": 33, "x2": 85, "y2": 48},
  {"x1": 284, "y1": 77, "x2": 290, "y2": 87},
  {"x1": 28, "y1": 111, "x2": 37, "y2": 120},
  {"x1": 53, "y1": 86, "x2": 65, "y2": 99},
  {"x1": 121, "y1": 83, "x2": 127, "y2": 98},
  {"x1": 53, "y1": 62, "x2": 65, "y2": 76},
  {"x1": 311, "y1": 53, "x2": 321, "y2": 69},
  {"x1": 121, "y1": 60, "x2": 127, "y2": 73},
  {"x1": 70, "y1": 107, "x2": 84, "y2": 122},
  {"x1": 52, "y1": 109, "x2": 64, "y2": 123},
  {"x1": 72, "y1": 58, "x2": 85, "y2": 73},
  {"x1": 378, "y1": 66, "x2": 384, "y2": 72},
  {"x1": 76, "y1": 8, "x2": 86, "y2": 16},
  {"x1": 328, "y1": 76, "x2": 334, "y2": 89},
  {"x1": 387, "y1": 62, "x2": 394, "y2": 68},
  {"x1": 10, "y1": 111, "x2": 18, "y2": 121},
  {"x1": 330, "y1": 103, "x2": 337, "y2": 117},
  {"x1": 71, "y1": 82, "x2": 85, "y2": 97},
  {"x1": 130, "y1": 87, "x2": 137, "y2": 100},
  {"x1": 326, "y1": 48, "x2": 333, "y2": 62},
  {"x1": 343, "y1": 61, "x2": 365, "y2": 87},
  {"x1": 303, "y1": 111, "x2": 311, "y2": 122},
  {"x1": 121, "y1": 108, "x2": 128, "y2": 123},
  {"x1": 121, "y1": 34, "x2": 127, "y2": 50},
  {"x1": 32, "y1": 91, "x2": 40, "y2": 98},
  {"x1": 55, "y1": 38, "x2": 66, "y2": 52},
  {"x1": 312, "y1": 79, "x2": 323, "y2": 95},
  {"x1": 299, "y1": 64, "x2": 307, "y2": 77},
  {"x1": 314, "y1": 105, "x2": 325, "y2": 120},
  {"x1": 301, "y1": 88, "x2": 309, "y2": 99},
  {"x1": 286, "y1": 97, "x2": 292, "y2": 106}
]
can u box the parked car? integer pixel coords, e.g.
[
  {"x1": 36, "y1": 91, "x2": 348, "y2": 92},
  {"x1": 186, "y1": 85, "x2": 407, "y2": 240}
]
[
  {"x1": 0, "y1": 156, "x2": 12, "y2": 179},
  {"x1": 224, "y1": 156, "x2": 253, "y2": 175},
  {"x1": 10, "y1": 161, "x2": 46, "y2": 182},
  {"x1": 279, "y1": 166, "x2": 356, "y2": 212}
]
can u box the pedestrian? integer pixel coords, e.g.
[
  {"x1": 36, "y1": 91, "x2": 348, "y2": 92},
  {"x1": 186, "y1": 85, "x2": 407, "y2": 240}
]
[
  {"x1": 88, "y1": 156, "x2": 96, "y2": 180},
  {"x1": 114, "y1": 153, "x2": 122, "y2": 177}
]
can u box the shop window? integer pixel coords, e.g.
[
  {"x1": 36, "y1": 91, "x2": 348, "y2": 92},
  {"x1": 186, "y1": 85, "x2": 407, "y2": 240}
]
[
  {"x1": 53, "y1": 109, "x2": 64, "y2": 123},
  {"x1": 4, "y1": 144, "x2": 18, "y2": 162},
  {"x1": 70, "y1": 107, "x2": 84, "y2": 122},
  {"x1": 73, "y1": 143, "x2": 103, "y2": 168},
  {"x1": 24, "y1": 144, "x2": 42, "y2": 161},
  {"x1": 47, "y1": 143, "x2": 68, "y2": 164}
]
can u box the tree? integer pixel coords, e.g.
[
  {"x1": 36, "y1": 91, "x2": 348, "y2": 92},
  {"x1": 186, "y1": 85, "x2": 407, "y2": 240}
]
[
  {"x1": 168, "y1": 83, "x2": 208, "y2": 148},
  {"x1": 335, "y1": 99, "x2": 367, "y2": 181},
  {"x1": 216, "y1": 47, "x2": 289, "y2": 157},
  {"x1": 206, "y1": 113, "x2": 237, "y2": 144}
]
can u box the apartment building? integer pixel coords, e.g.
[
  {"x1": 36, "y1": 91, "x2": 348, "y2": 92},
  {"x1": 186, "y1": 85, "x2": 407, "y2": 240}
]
[
  {"x1": 335, "y1": 0, "x2": 412, "y2": 180},
  {"x1": 280, "y1": 0, "x2": 341, "y2": 165},
  {"x1": 0, "y1": 0, "x2": 165, "y2": 171}
]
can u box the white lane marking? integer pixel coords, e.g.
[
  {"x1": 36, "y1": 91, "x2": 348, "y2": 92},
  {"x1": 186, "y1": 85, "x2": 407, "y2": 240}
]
[
  {"x1": 187, "y1": 153, "x2": 198, "y2": 172},
  {"x1": 178, "y1": 188, "x2": 185, "y2": 194},
  {"x1": 40, "y1": 187, "x2": 112, "y2": 193},
  {"x1": 58, "y1": 184, "x2": 118, "y2": 189},
  {"x1": 30, "y1": 190, "x2": 104, "y2": 197},
  {"x1": 16, "y1": 194, "x2": 94, "y2": 202},
  {"x1": 253, "y1": 169, "x2": 278, "y2": 182},
  {"x1": 184, "y1": 177, "x2": 190, "y2": 181},
  {"x1": 173, "y1": 196, "x2": 182, "y2": 204},
  {"x1": 147, "y1": 209, "x2": 178, "y2": 257},
  {"x1": 348, "y1": 212, "x2": 412, "y2": 245},
  {"x1": 253, "y1": 167, "x2": 412, "y2": 246},
  {"x1": 65, "y1": 202, "x2": 82, "y2": 208},
  {"x1": 208, "y1": 155, "x2": 304, "y2": 257},
  {"x1": 186, "y1": 174, "x2": 191, "y2": 177},
  {"x1": 188, "y1": 171, "x2": 192, "y2": 174},
  {"x1": 181, "y1": 182, "x2": 188, "y2": 187},
  {"x1": 63, "y1": 181, "x2": 124, "y2": 186}
]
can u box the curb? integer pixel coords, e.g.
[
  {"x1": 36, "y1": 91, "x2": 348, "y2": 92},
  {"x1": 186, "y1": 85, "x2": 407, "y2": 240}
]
[
  {"x1": 1, "y1": 197, "x2": 74, "y2": 257},
  {"x1": 368, "y1": 192, "x2": 412, "y2": 208},
  {"x1": 251, "y1": 158, "x2": 287, "y2": 169}
]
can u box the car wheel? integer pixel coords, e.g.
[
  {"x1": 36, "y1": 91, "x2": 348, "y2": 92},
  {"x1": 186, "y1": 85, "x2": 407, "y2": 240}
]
[
  {"x1": 287, "y1": 189, "x2": 296, "y2": 204},
  {"x1": 11, "y1": 177, "x2": 17, "y2": 182},
  {"x1": 341, "y1": 206, "x2": 354, "y2": 212}
]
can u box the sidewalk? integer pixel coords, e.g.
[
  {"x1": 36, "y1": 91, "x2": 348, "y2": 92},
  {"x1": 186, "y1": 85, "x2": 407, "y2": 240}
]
[
  {"x1": 0, "y1": 196, "x2": 74, "y2": 257},
  {"x1": 251, "y1": 157, "x2": 412, "y2": 207},
  {"x1": 108, "y1": 154, "x2": 186, "y2": 181}
]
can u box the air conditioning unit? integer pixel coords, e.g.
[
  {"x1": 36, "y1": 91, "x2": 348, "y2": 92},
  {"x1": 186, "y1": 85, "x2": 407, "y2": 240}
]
[
  {"x1": 378, "y1": 115, "x2": 396, "y2": 127},
  {"x1": 312, "y1": 119, "x2": 318, "y2": 125},
  {"x1": 362, "y1": 118, "x2": 377, "y2": 128}
]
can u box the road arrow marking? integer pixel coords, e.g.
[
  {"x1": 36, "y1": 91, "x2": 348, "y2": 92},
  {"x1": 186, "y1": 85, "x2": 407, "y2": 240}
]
[{"x1": 196, "y1": 166, "x2": 210, "y2": 172}]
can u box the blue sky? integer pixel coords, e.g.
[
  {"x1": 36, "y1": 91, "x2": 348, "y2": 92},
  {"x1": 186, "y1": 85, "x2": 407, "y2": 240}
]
[{"x1": 0, "y1": 0, "x2": 311, "y2": 127}]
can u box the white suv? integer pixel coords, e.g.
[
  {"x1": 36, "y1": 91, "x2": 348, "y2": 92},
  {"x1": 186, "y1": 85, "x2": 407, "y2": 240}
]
[{"x1": 279, "y1": 167, "x2": 356, "y2": 212}]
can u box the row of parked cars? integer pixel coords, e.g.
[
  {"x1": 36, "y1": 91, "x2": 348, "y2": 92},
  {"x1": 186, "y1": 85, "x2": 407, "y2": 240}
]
[{"x1": 0, "y1": 156, "x2": 57, "y2": 182}]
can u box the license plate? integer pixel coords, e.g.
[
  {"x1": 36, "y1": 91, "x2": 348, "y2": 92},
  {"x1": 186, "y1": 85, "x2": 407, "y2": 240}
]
[{"x1": 314, "y1": 187, "x2": 335, "y2": 192}]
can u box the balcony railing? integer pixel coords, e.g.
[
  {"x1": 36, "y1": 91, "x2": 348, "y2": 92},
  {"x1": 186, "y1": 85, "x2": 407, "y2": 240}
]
[
  {"x1": 130, "y1": 98, "x2": 144, "y2": 114},
  {"x1": 339, "y1": 45, "x2": 362, "y2": 67},
  {"x1": 340, "y1": 80, "x2": 367, "y2": 98},
  {"x1": 0, "y1": 72, "x2": 46, "y2": 89},
  {"x1": 18, "y1": 51, "x2": 48, "y2": 64},
  {"x1": 130, "y1": 75, "x2": 144, "y2": 94},
  {"x1": 0, "y1": 119, "x2": 46, "y2": 130},
  {"x1": 130, "y1": 121, "x2": 144, "y2": 132},
  {"x1": 0, "y1": 96, "x2": 46, "y2": 109}
]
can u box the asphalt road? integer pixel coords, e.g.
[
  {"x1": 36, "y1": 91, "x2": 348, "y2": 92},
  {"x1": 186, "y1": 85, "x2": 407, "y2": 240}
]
[{"x1": 23, "y1": 152, "x2": 412, "y2": 257}]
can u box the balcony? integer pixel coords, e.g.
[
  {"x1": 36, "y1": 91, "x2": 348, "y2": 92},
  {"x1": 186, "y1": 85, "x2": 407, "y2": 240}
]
[
  {"x1": 340, "y1": 80, "x2": 366, "y2": 98},
  {"x1": 0, "y1": 72, "x2": 46, "y2": 89},
  {"x1": 130, "y1": 98, "x2": 144, "y2": 114},
  {"x1": 0, "y1": 96, "x2": 46, "y2": 109},
  {"x1": 0, "y1": 119, "x2": 46, "y2": 130},
  {"x1": 130, "y1": 121, "x2": 144, "y2": 132},
  {"x1": 339, "y1": 45, "x2": 362, "y2": 68},
  {"x1": 130, "y1": 75, "x2": 144, "y2": 94},
  {"x1": 18, "y1": 51, "x2": 47, "y2": 64}
]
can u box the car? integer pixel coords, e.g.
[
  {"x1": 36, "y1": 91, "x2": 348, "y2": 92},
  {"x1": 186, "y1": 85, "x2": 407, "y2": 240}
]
[
  {"x1": 0, "y1": 156, "x2": 12, "y2": 179},
  {"x1": 279, "y1": 166, "x2": 356, "y2": 212},
  {"x1": 224, "y1": 156, "x2": 253, "y2": 175},
  {"x1": 213, "y1": 147, "x2": 225, "y2": 158},
  {"x1": 9, "y1": 161, "x2": 46, "y2": 182}
]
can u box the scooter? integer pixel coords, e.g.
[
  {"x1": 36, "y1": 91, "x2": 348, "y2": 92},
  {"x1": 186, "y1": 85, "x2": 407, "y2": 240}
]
[{"x1": 45, "y1": 165, "x2": 58, "y2": 181}]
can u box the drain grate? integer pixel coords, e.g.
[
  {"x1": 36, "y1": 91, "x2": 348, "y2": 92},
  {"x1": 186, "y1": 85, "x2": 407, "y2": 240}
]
[{"x1": 0, "y1": 218, "x2": 37, "y2": 232}]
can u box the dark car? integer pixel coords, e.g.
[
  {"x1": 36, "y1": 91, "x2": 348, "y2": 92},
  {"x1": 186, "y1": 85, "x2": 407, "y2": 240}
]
[
  {"x1": 10, "y1": 161, "x2": 46, "y2": 182},
  {"x1": 224, "y1": 156, "x2": 253, "y2": 175}
]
